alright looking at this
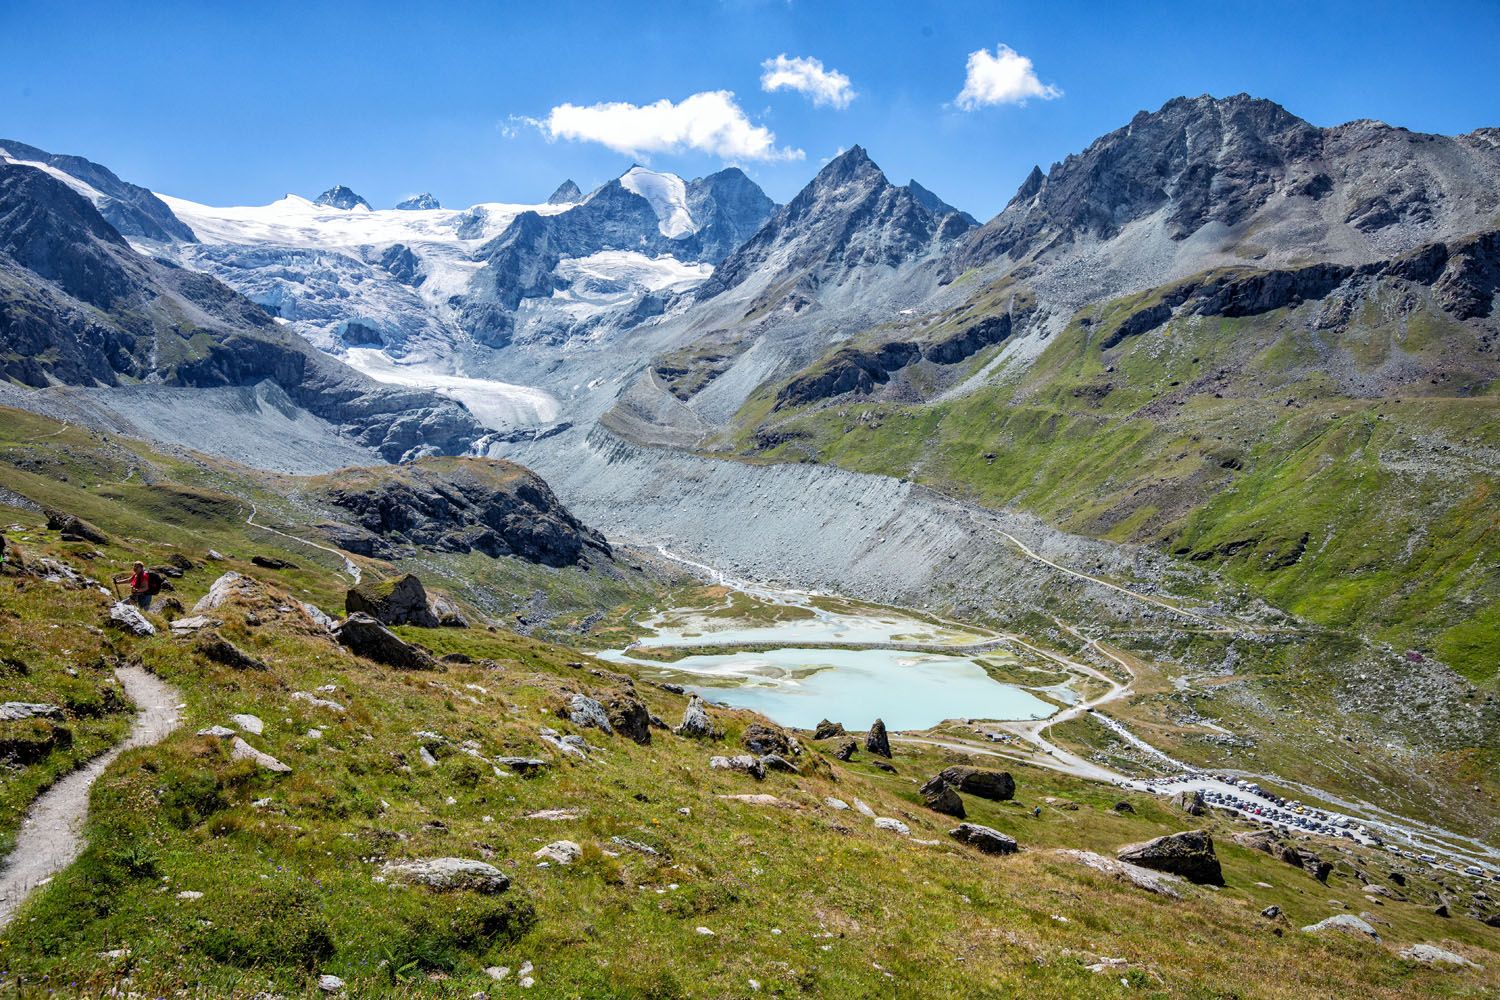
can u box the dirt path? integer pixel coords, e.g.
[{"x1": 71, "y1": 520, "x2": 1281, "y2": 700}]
[
  {"x1": 0, "y1": 666, "x2": 181, "y2": 929},
  {"x1": 245, "y1": 501, "x2": 361, "y2": 584}
]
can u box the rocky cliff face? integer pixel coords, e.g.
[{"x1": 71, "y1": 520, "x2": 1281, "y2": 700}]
[
  {"x1": 0, "y1": 138, "x2": 197, "y2": 243},
  {"x1": 310, "y1": 456, "x2": 612, "y2": 567},
  {"x1": 395, "y1": 193, "x2": 439, "y2": 210},
  {"x1": 696, "y1": 146, "x2": 975, "y2": 305},
  {"x1": 946, "y1": 94, "x2": 1500, "y2": 280},
  {"x1": 0, "y1": 163, "x2": 488, "y2": 461}
]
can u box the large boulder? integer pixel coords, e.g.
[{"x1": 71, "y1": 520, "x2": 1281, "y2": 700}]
[
  {"x1": 605, "y1": 694, "x2": 652, "y2": 745},
  {"x1": 565, "y1": 693, "x2": 613, "y2": 734},
  {"x1": 812, "y1": 719, "x2": 845, "y2": 740},
  {"x1": 674, "y1": 696, "x2": 721, "y2": 739},
  {"x1": 933, "y1": 766, "x2": 1014, "y2": 801},
  {"x1": 1117, "y1": 830, "x2": 1224, "y2": 886},
  {"x1": 106, "y1": 601, "x2": 155, "y2": 636},
  {"x1": 379, "y1": 857, "x2": 510, "y2": 894},
  {"x1": 1171, "y1": 788, "x2": 1207, "y2": 816},
  {"x1": 919, "y1": 776, "x2": 966, "y2": 818},
  {"x1": 345, "y1": 574, "x2": 440, "y2": 628},
  {"x1": 46, "y1": 509, "x2": 108, "y2": 545},
  {"x1": 949, "y1": 823, "x2": 1018, "y2": 855},
  {"x1": 333, "y1": 612, "x2": 436, "y2": 670},
  {"x1": 742, "y1": 723, "x2": 796, "y2": 757},
  {"x1": 833, "y1": 738, "x2": 858, "y2": 761},
  {"x1": 193, "y1": 572, "x2": 262, "y2": 612},
  {"x1": 865, "y1": 719, "x2": 891, "y2": 758},
  {"x1": 710, "y1": 754, "x2": 765, "y2": 780},
  {"x1": 1302, "y1": 914, "x2": 1380, "y2": 941}
]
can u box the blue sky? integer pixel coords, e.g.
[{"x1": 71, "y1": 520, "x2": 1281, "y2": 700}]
[{"x1": 3, "y1": 1, "x2": 1498, "y2": 219}]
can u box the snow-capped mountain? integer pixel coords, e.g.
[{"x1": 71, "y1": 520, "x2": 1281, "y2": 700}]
[
  {"x1": 395, "y1": 192, "x2": 440, "y2": 210},
  {"x1": 313, "y1": 184, "x2": 372, "y2": 210}
]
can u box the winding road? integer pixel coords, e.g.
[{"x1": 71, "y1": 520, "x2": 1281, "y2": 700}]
[{"x1": 0, "y1": 667, "x2": 181, "y2": 929}]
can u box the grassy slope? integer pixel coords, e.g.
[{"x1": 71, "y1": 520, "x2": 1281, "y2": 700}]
[
  {"x1": 0, "y1": 413, "x2": 1497, "y2": 996},
  {"x1": 737, "y1": 292, "x2": 1500, "y2": 684}
]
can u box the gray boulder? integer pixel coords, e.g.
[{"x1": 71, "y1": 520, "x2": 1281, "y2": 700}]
[
  {"x1": 605, "y1": 693, "x2": 652, "y2": 745},
  {"x1": 832, "y1": 738, "x2": 858, "y2": 761},
  {"x1": 865, "y1": 718, "x2": 891, "y2": 758},
  {"x1": 1172, "y1": 788, "x2": 1207, "y2": 816},
  {"x1": 46, "y1": 509, "x2": 108, "y2": 544},
  {"x1": 0, "y1": 702, "x2": 62, "y2": 722},
  {"x1": 107, "y1": 601, "x2": 155, "y2": 636},
  {"x1": 933, "y1": 766, "x2": 1014, "y2": 801},
  {"x1": 345, "y1": 574, "x2": 439, "y2": 628},
  {"x1": 333, "y1": 612, "x2": 436, "y2": 670},
  {"x1": 949, "y1": 823, "x2": 1018, "y2": 855},
  {"x1": 759, "y1": 753, "x2": 800, "y2": 774},
  {"x1": 1400, "y1": 944, "x2": 1479, "y2": 968},
  {"x1": 674, "y1": 696, "x2": 721, "y2": 739},
  {"x1": 229, "y1": 736, "x2": 291, "y2": 773},
  {"x1": 742, "y1": 722, "x2": 796, "y2": 757},
  {"x1": 1302, "y1": 914, "x2": 1380, "y2": 941},
  {"x1": 566, "y1": 693, "x2": 613, "y2": 734},
  {"x1": 812, "y1": 719, "x2": 845, "y2": 740},
  {"x1": 1117, "y1": 830, "x2": 1224, "y2": 886},
  {"x1": 379, "y1": 857, "x2": 510, "y2": 894},
  {"x1": 710, "y1": 754, "x2": 765, "y2": 780},
  {"x1": 919, "y1": 775, "x2": 966, "y2": 818}
]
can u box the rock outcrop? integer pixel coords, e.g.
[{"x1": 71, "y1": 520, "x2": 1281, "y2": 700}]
[
  {"x1": 313, "y1": 457, "x2": 610, "y2": 567},
  {"x1": 949, "y1": 823, "x2": 1018, "y2": 855},
  {"x1": 344, "y1": 574, "x2": 439, "y2": 627},
  {"x1": 378, "y1": 857, "x2": 510, "y2": 894},
  {"x1": 1117, "y1": 830, "x2": 1224, "y2": 886},
  {"x1": 864, "y1": 719, "x2": 891, "y2": 758},
  {"x1": 333, "y1": 613, "x2": 436, "y2": 670}
]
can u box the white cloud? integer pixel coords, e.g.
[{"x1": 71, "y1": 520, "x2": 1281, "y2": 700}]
[
  {"x1": 537, "y1": 91, "x2": 803, "y2": 162},
  {"x1": 956, "y1": 44, "x2": 1061, "y2": 110},
  {"x1": 760, "y1": 54, "x2": 856, "y2": 109}
]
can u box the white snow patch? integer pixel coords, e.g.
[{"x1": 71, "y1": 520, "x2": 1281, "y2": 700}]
[
  {"x1": 0, "y1": 151, "x2": 109, "y2": 205},
  {"x1": 342, "y1": 348, "x2": 560, "y2": 430},
  {"x1": 547, "y1": 251, "x2": 711, "y2": 320},
  {"x1": 619, "y1": 167, "x2": 698, "y2": 239},
  {"x1": 157, "y1": 193, "x2": 570, "y2": 250}
]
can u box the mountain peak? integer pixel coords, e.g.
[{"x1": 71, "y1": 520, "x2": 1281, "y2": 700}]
[
  {"x1": 313, "y1": 185, "x2": 371, "y2": 211},
  {"x1": 546, "y1": 180, "x2": 582, "y2": 205},
  {"x1": 395, "y1": 192, "x2": 439, "y2": 211}
]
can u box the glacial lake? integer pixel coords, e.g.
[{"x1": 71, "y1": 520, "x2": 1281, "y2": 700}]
[{"x1": 597, "y1": 646, "x2": 1057, "y2": 731}]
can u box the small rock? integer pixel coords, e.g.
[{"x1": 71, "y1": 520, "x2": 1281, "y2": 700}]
[
  {"x1": 195, "y1": 631, "x2": 268, "y2": 671},
  {"x1": 1112, "y1": 801, "x2": 1135, "y2": 814},
  {"x1": 0, "y1": 702, "x2": 62, "y2": 722},
  {"x1": 418, "y1": 746, "x2": 438, "y2": 768},
  {"x1": 176, "y1": 890, "x2": 203, "y2": 900},
  {"x1": 824, "y1": 797, "x2": 850, "y2": 811},
  {"x1": 291, "y1": 691, "x2": 346, "y2": 713},
  {"x1": 758, "y1": 753, "x2": 800, "y2": 774},
  {"x1": 169, "y1": 615, "x2": 220, "y2": 636},
  {"x1": 874, "y1": 817, "x2": 910, "y2": 836},
  {"x1": 485, "y1": 967, "x2": 511, "y2": 982},
  {"x1": 853, "y1": 798, "x2": 876, "y2": 818},
  {"x1": 1400, "y1": 944, "x2": 1480, "y2": 968},
  {"x1": 1302, "y1": 914, "x2": 1380, "y2": 940},
  {"x1": 251, "y1": 555, "x2": 297, "y2": 570},
  {"x1": 333, "y1": 612, "x2": 436, "y2": 670},
  {"x1": 718, "y1": 793, "x2": 794, "y2": 808},
  {"x1": 379, "y1": 857, "x2": 511, "y2": 893},
  {"x1": 526, "y1": 808, "x2": 581, "y2": 821},
  {"x1": 832, "y1": 738, "x2": 858, "y2": 761},
  {"x1": 197, "y1": 725, "x2": 237, "y2": 738},
  {"x1": 695, "y1": 926, "x2": 715, "y2": 936},
  {"x1": 230, "y1": 713, "x2": 264, "y2": 735},
  {"x1": 1261, "y1": 905, "x2": 1282, "y2": 919},
  {"x1": 710, "y1": 754, "x2": 766, "y2": 780},
  {"x1": 494, "y1": 756, "x2": 548, "y2": 775},
  {"x1": 228, "y1": 736, "x2": 291, "y2": 773},
  {"x1": 1171, "y1": 788, "x2": 1207, "y2": 816},
  {"x1": 534, "y1": 841, "x2": 582, "y2": 865},
  {"x1": 317, "y1": 974, "x2": 344, "y2": 992}
]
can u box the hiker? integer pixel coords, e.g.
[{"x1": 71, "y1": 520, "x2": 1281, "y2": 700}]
[{"x1": 113, "y1": 561, "x2": 153, "y2": 609}]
